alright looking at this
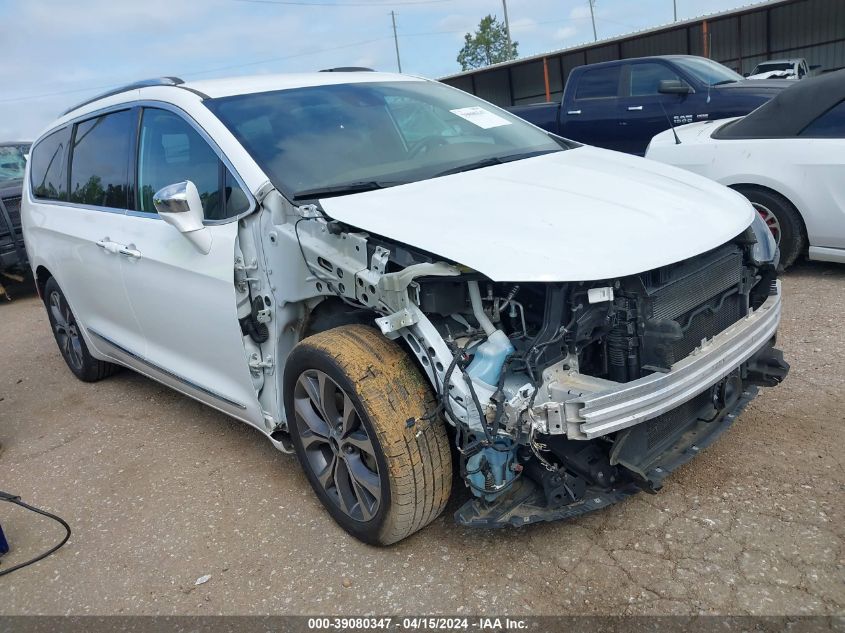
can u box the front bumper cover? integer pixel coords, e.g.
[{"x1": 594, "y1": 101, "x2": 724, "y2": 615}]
[{"x1": 537, "y1": 281, "x2": 783, "y2": 440}]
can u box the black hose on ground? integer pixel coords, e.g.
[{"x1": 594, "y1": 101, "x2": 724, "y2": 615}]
[{"x1": 0, "y1": 491, "x2": 70, "y2": 577}]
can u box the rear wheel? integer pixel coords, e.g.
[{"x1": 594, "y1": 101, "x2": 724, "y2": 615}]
[
  {"x1": 284, "y1": 325, "x2": 452, "y2": 545},
  {"x1": 43, "y1": 277, "x2": 119, "y2": 382},
  {"x1": 735, "y1": 186, "x2": 806, "y2": 269}
]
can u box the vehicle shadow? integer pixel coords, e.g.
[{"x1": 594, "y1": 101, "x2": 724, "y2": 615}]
[{"x1": 781, "y1": 258, "x2": 843, "y2": 279}]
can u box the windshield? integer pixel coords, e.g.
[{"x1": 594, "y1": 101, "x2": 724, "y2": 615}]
[
  {"x1": 0, "y1": 144, "x2": 29, "y2": 188},
  {"x1": 673, "y1": 57, "x2": 744, "y2": 86},
  {"x1": 751, "y1": 62, "x2": 793, "y2": 74},
  {"x1": 206, "y1": 80, "x2": 567, "y2": 199}
]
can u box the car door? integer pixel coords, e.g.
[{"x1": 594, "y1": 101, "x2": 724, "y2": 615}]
[
  {"x1": 797, "y1": 99, "x2": 845, "y2": 252},
  {"x1": 562, "y1": 65, "x2": 624, "y2": 151},
  {"x1": 617, "y1": 61, "x2": 698, "y2": 155},
  {"x1": 28, "y1": 110, "x2": 146, "y2": 360},
  {"x1": 116, "y1": 105, "x2": 264, "y2": 425}
]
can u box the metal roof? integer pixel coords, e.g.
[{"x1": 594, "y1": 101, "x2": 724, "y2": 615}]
[{"x1": 439, "y1": 0, "x2": 796, "y2": 81}]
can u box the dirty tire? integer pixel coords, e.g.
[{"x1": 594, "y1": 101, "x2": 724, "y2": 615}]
[
  {"x1": 735, "y1": 186, "x2": 806, "y2": 270},
  {"x1": 43, "y1": 277, "x2": 119, "y2": 382},
  {"x1": 284, "y1": 325, "x2": 452, "y2": 546}
]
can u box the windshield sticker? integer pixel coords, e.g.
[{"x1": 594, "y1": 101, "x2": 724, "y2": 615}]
[{"x1": 450, "y1": 106, "x2": 512, "y2": 129}]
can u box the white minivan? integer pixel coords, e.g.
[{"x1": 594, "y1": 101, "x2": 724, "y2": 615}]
[{"x1": 23, "y1": 72, "x2": 788, "y2": 545}]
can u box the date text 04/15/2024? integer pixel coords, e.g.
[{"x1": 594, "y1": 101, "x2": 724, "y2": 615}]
[{"x1": 307, "y1": 617, "x2": 529, "y2": 630}]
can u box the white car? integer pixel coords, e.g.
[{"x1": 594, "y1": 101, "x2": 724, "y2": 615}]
[
  {"x1": 746, "y1": 58, "x2": 811, "y2": 81},
  {"x1": 22, "y1": 71, "x2": 788, "y2": 544},
  {"x1": 647, "y1": 69, "x2": 845, "y2": 269}
]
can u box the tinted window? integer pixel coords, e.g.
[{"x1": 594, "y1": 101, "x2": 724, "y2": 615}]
[
  {"x1": 137, "y1": 108, "x2": 247, "y2": 220},
  {"x1": 30, "y1": 128, "x2": 70, "y2": 200},
  {"x1": 70, "y1": 110, "x2": 133, "y2": 209},
  {"x1": 207, "y1": 81, "x2": 564, "y2": 199},
  {"x1": 575, "y1": 66, "x2": 620, "y2": 100},
  {"x1": 673, "y1": 57, "x2": 742, "y2": 86},
  {"x1": 385, "y1": 95, "x2": 458, "y2": 144},
  {"x1": 752, "y1": 62, "x2": 792, "y2": 73},
  {"x1": 0, "y1": 145, "x2": 29, "y2": 187},
  {"x1": 800, "y1": 100, "x2": 845, "y2": 138},
  {"x1": 629, "y1": 63, "x2": 682, "y2": 96},
  {"x1": 224, "y1": 169, "x2": 250, "y2": 216}
]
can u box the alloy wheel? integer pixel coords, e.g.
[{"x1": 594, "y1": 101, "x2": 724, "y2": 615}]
[
  {"x1": 753, "y1": 202, "x2": 782, "y2": 246},
  {"x1": 293, "y1": 369, "x2": 382, "y2": 522},
  {"x1": 49, "y1": 291, "x2": 84, "y2": 372}
]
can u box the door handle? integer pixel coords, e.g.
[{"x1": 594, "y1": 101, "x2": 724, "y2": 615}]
[
  {"x1": 118, "y1": 245, "x2": 141, "y2": 259},
  {"x1": 567, "y1": 110, "x2": 582, "y2": 115},
  {"x1": 96, "y1": 238, "x2": 140, "y2": 259},
  {"x1": 627, "y1": 105, "x2": 643, "y2": 111},
  {"x1": 96, "y1": 238, "x2": 122, "y2": 254}
]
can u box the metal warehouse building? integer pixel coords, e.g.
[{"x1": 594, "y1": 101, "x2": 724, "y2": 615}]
[{"x1": 440, "y1": 0, "x2": 845, "y2": 107}]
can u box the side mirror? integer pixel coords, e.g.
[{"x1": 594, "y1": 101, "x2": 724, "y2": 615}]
[
  {"x1": 153, "y1": 181, "x2": 212, "y2": 254},
  {"x1": 743, "y1": 72, "x2": 750, "y2": 78},
  {"x1": 658, "y1": 79, "x2": 692, "y2": 95}
]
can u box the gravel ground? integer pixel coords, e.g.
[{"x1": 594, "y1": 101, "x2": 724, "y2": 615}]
[{"x1": 0, "y1": 262, "x2": 842, "y2": 616}]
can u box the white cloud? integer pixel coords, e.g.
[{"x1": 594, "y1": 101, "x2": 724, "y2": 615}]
[
  {"x1": 436, "y1": 14, "x2": 477, "y2": 35},
  {"x1": 569, "y1": 5, "x2": 594, "y2": 20},
  {"x1": 0, "y1": 0, "x2": 759, "y2": 138},
  {"x1": 510, "y1": 17, "x2": 538, "y2": 34},
  {"x1": 555, "y1": 26, "x2": 578, "y2": 40}
]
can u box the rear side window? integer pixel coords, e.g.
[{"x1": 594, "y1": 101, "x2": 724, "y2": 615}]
[
  {"x1": 575, "y1": 66, "x2": 620, "y2": 100},
  {"x1": 30, "y1": 127, "x2": 71, "y2": 200},
  {"x1": 629, "y1": 63, "x2": 682, "y2": 96},
  {"x1": 800, "y1": 100, "x2": 845, "y2": 138},
  {"x1": 137, "y1": 108, "x2": 249, "y2": 220},
  {"x1": 69, "y1": 110, "x2": 134, "y2": 209}
]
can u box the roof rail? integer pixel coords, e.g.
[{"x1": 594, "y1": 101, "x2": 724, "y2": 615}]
[
  {"x1": 61, "y1": 77, "x2": 185, "y2": 117},
  {"x1": 319, "y1": 67, "x2": 375, "y2": 72}
]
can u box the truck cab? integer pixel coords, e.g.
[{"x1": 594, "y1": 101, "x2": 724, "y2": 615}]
[{"x1": 510, "y1": 55, "x2": 785, "y2": 156}]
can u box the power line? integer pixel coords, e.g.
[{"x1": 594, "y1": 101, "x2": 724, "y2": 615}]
[
  {"x1": 0, "y1": 36, "x2": 390, "y2": 105},
  {"x1": 1, "y1": 11, "x2": 642, "y2": 106}
]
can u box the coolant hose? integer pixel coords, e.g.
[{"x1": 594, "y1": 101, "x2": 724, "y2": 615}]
[{"x1": 467, "y1": 281, "x2": 496, "y2": 336}]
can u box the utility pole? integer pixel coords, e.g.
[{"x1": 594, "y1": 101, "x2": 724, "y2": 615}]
[
  {"x1": 673, "y1": 0, "x2": 678, "y2": 21},
  {"x1": 501, "y1": 0, "x2": 513, "y2": 60},
  {"x1": 390, "y1": 10, "x2": 402, "y2": 73},
  {"x1": 588, "y1": 0, "x2": 598, "y2": 41}
]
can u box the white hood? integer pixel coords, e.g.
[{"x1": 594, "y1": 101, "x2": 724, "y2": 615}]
[
  {"x1": 747, "y1": 70, "x2": 796, "y2": 80},
  {"x1": 319, "y1": 146, "x2": 755, "y2": 282}
]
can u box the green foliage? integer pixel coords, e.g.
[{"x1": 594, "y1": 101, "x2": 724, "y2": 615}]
[{"x1": 457, "y1": 14, "x2": 518, "y2": 71}]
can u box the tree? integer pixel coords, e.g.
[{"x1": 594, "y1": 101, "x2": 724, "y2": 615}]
[{"x1": 457, "y1": 15, "x2": 518, "y2": 71}]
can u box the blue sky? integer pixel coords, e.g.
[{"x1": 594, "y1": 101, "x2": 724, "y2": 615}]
[{"x1": 2, "y1": 0, "x2": 756, "y2": 139}]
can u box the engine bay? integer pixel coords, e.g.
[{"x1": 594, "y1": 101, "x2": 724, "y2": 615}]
[{"x1": 249, "y1": 193, "x2": 789, "y2": 526}]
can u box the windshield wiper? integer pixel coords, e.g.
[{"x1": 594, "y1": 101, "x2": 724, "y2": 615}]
[
  {"x1": 433, "y1": 149, "x2": 559, "y2": 178},
  {"x1": 292, "y1": 180, "x2": 400, "y2": 201},
  {"x1": 712, "y1": 79, "x2": 740, "y2": 86}
]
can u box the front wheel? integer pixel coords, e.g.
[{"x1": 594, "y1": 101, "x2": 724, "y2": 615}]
[
  {"x1": 43, "y1": 277, "x2": 119, "y2": 382},
  {"x1": 284, "y1": 325, "x2": 452, "y2": 545}
]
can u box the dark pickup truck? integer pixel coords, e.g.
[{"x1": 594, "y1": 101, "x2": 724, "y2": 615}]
[
  {"x1": 508, "y1": 55, "x2": 786, "y2": 155},
  {"x1": 0, "y1": 142, "x2": 31, "y2": 274}
]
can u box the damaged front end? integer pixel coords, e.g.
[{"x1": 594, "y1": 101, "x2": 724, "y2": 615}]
[{"x1": 276, "y1": 197, "x2": 788, "y2": 528}]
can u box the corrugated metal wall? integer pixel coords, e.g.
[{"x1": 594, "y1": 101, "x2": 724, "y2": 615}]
[{"x1": 442, "y1": 0, "x2": 845, "y2": 107}]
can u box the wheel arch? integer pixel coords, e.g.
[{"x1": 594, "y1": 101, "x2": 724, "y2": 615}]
[
  {"x1": 35, "y1": 265, "x2": 53, "y2": 301},
  {"x1": 726, "y1": 182, "x2": 809, "y2": 244},
  {"x1": 296, "y1": 297, "x2": 437, "y2": 400}
]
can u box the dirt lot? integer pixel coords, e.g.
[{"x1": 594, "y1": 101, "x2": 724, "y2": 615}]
[{"x1": 0, "y1": 263, "x2": 842, "y2": 616}]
